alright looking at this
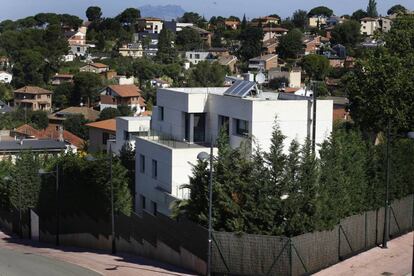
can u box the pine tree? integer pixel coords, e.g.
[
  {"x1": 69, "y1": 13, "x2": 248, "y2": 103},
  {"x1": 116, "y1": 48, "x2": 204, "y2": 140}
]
[
  {"x1": 156, "y1": 28, "x2": 178, "y2": 64},
  {"x1": 366, "y1": 0, "x2": 378, "y2": 17},
  {"x1": 241, "y1": 14, "x2": 247, "y2": 30}
]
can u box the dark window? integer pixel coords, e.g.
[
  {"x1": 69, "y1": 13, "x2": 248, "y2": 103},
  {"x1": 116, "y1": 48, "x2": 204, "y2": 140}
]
[
  {"x1": 140, "y1": 154, "x2": 145, "y2": 173},
  {"x1": 152, "y1": 159, "x2": 157, "y2": 179},
  {"x1": 159, "y1": 106, "x2": 164, "y2": 121},
  {"x1": 124, "y1": 131, "x2": 129, "y2": 140},
  {"x1": 152, "y1": 201, "x2": 157, "y2": 215},
  {"x1": 193, "y1": 113, "x2": 206, "y2": 142},
  {"x1": 236, "y1": 119, "x2": 249, "y2": 136},
  {"x1": 102, "y1": 132, "x2": 109, "y2": 145},
  {"x1": 218, "y1": 115, "x2": 229, "y2": 134},
  {"x1": 195, "y1": 54, "x2": 200, "y2": 59},
  {"x1": 141, "y1": 195, "x2": 146, "y2": 210}
]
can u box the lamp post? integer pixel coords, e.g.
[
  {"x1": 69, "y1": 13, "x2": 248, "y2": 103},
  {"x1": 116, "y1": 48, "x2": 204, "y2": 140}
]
[
  {"x1": 197, "y1": 142, "x2": 214, "y2": 276},
  {"x1": 39, "y1": 164, "x2": 60, "y2": 246},
  {"x1": 86, "y1": 144, "x2": 116, "y2": 254}
]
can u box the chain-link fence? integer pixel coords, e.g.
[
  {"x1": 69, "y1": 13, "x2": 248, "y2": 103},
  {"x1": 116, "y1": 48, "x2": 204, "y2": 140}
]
[{"x1": 212, "y1": 194, "x2": 413, "y2": 276}]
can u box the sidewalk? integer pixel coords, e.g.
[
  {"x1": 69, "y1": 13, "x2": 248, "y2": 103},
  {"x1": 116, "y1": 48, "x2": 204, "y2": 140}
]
[
  {"x1": 315, "y1": 231, "x2": 413, "y2": 276},
  {"x1": 0, "y1": 231, "x2": 196, "y2": 276}
]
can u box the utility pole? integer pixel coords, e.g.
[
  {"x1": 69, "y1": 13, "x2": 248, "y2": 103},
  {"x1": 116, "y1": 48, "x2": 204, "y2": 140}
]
[
  {"x1": 382, "y1": 120, "x2": 391, "y2": 248},
  {"x1": 311, "y1": 81, "x2": 317, "y2": 153}
]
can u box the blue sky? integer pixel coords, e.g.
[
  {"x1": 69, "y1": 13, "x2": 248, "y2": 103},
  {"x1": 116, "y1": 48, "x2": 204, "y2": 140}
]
[{"x1": 1, "y1": 0, "x2": 413, "y2": 21}]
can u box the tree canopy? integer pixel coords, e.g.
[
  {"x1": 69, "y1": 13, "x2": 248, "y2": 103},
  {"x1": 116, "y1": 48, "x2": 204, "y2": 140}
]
[
  {"x1": 308, "y1": 6, "x2": 334, "y2": 17},
  {"x1": 351, "y1": 9, "x2": 368, "y2": 21},
  {"x1": 86, "y1": 6, "x2": 102, "y2": 22},
  {"x1": 301, "y1": 54, "x2": 330, "y2": 81},
  {"x1": 366, "y1": 0, "x2": 378, "y2": 18},
  {"x1": 387, "y1": 4, "x2": 407, "y2": 15},
  {"x1": 292, "y1": 9, "x2": 308, "y2": 29},
  {"x1": 188, "y1": 61, "x2": 227, "y2": 87},
  {"x1": 176, "y1": 27, "x2": 203, "y2": 51},
  {"x1": 330, "y1": 20, "x2": 361, "y2": 48},
  {"x1": 277, "y1": 28, "x2": 303, "y2": 59},
  {"x1": 238, "y1": 26, "x2": 263, "y2": 61}
]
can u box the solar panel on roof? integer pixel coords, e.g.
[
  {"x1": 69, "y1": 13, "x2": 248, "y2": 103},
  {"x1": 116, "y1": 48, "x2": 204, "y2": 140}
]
[{"x1": 224, "y1": 80, "x2": 256, "y2": 98}]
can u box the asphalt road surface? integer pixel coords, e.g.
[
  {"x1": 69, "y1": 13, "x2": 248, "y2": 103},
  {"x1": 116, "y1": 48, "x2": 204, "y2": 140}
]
[{"x1": 0, "y1": 247, "x2": 100, "y2": 276}]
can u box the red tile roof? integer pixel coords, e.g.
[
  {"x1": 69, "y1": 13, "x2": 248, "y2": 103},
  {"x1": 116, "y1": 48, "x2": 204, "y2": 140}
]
[
  {"x1": 108, "y1": 85, "x2": 142, "y2": 98},
  {"x1": 86, "y1": 119, "x2": 116, "y2": 132},
  {"x1": 90, "y1": 63, "x2": 109, "y2": 68},
  {"x1": 14, "y1": 86, "x2": 52, "y2": 94},
  {"x1": 14, "y1": 124, "x2": 85, "y2": 148}
]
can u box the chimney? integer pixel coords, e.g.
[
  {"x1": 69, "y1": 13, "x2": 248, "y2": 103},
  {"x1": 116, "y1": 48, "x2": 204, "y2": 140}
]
[{"x1": 58, "y1": 125, "x2": 64, "y2": 142}]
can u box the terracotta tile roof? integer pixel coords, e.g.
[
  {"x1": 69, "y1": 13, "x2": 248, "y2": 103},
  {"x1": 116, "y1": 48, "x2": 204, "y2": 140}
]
[
  {"x1": 140, "y1": 111, "x2": 152, "y2": 117},
  {"x1": 49, "y1": 107, "x2": 100, "y2": 121},
  {"x1": 262, "y1": 27, "x2": 288, "y2": 32},
  {"x1": 86, "y1": 119, "x2": 116, "y2": 132},
  {"x1": 14, "y1": 86, "x2": 52, "y2": 94},
  {"x1": 108, "y1": 85, "x2": 142, "y2": 98},
  {"x1": 14, "y1": 124, "x2": 85, "y2": 149},
  {"x1": 250, "y1": 54, "x2": 278, "y2": 62},
  {"x1": 284, "y1": 87, "x2": 300, "y2": 93},
  {"x1": 90, "y1": 63, "x2": 109, "y2": 68}
]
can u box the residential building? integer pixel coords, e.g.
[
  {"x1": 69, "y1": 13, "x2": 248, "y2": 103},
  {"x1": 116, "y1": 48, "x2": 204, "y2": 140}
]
[
  {"x1": 308, "y1": 16, "x2": 327, "y2": 28},
  {"x1": 65, "y1": 29, "x2": 86, "y2": 46},
  {"x1": 251, "y1": 16, "x2": 280, "y2": 27},
  {"x1": 137, "y1": 17, "x2": 163, "y2": 34},
  {"x1": 218, "y1": 55, "x2": 238, "y2": 73},
  {"x1": 303, "y1": 35, "x2": 322, "y2": 55},
  {"x1": 135, "y1": 81, "x2": 333, "y2": 215},
  {"x1": 0, "y1": 71, "x2": 12, "y2": 84},
  {"x1": 0, "y1": 100, "x2": 12, "y2": 114},
  {"x1": 268, "y1": 67, "x2": 302, "y2": 88},
  {"x1": 224, "y1": 20, "x2": 240, "y2": 30},
  {"x1": 99, "y1": 85, "x2": 146, "y2": 115},
  {"x1": 262, "y1": 38, "x2": 278, "y2": 54},
  {"x1": 248, "y1": 54, "x2": 278, "y2": 71},
  {"x1": 0, "y1": 139, "x2": 67, "y2": 162},
  {"x1": 262, "y1": 27, "x2": 288, "y2": 41},
  {"x1": 184, "y1": 50, "x2": 215, "y2": 65},
  {"x1": 69, "y1": 44, "x2": 89, "y2": 57},
  {"x1": 150, "y1": 78, "x2": 171, "y2": 88},
  {"x1": 86, "y1": 119, "x2": 116, "y2": 152},
  {"x1": 79, "y1": 63, "x2": 109, "y2": 74},
  {"x1": 14, "y1": 86, "x2": 52, "y2": 112},
  {"x1": 360, "y1": 17, "x2": 392, "y2": 36},
  {"x1": 135, "y1": 33, "x2": 159, "y2": 57},
  {"x1": 115, "y1": 75, "x2": 135, "y2": 85},
  {"x1": 118, "y1": 43, "x2": 144, "y2": 59},
  {"x1": 109, "y1": 116, "x2": 151, "y2": 154},
  {"x1": 48, "y1": 107, "x2": 100, "y2": 124},
  {"x1": 187, "y1": 26, "x2": 212, "y2": 47},
  {"x1": 12, "y1": 124, "x2": 84, "y2": 151},
  {"x1": 51, "y1": 74, "x2": 73, "y2": 85}
]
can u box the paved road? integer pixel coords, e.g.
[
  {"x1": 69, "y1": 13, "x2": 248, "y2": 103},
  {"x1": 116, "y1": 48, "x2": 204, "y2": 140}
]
[
  {"x1": 315, "y1": 231, "x2": 413, "y2": 276},
  {"x1": 0, "y1": 247, "x2": 100, "y2": 276}
]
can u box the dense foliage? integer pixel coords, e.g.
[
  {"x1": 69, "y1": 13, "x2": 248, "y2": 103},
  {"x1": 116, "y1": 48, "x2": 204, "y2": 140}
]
[
  {"x1": 0, "y1": 152, "x2": 132, "y2": 218},
  {"x1": 174, "y1": 121, "x2": 414, "y2": 236}
]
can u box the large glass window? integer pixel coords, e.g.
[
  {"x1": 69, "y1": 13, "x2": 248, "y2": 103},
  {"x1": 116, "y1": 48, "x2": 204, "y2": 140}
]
[
  {"x1": 235, "y1": 119, "x2": 249, "y2": 136},
  {"x1": 218, "y1": 115, "x2": 229, "y2": 134},
  {"x1": 193, "y1": 113, "x2": 206, "y2": 142}
]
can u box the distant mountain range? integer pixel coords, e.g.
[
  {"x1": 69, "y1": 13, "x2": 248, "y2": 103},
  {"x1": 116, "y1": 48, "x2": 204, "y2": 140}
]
[{"x1": 140, "y1": 5, "x2": 186, "y2": 20}]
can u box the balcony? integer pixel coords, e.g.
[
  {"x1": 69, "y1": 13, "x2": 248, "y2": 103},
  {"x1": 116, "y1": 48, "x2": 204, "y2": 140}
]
[{"x1": 138, "y1": 130, "x2": 210, "y2": 149}]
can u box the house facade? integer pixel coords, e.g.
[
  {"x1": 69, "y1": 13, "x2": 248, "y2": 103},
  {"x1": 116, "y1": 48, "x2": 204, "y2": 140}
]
[
  {"x1": 109, "y1": 116, "x2": 151, "y2": 154},
  {"x1": 86, "y1": 119, "x2": 116, "y2": 153},
  {"x1": 14, "y1": 86, "x2": 52, "y2": 112},
  {"x1": 100, "y1": 85, "x2": 146, "y2": 115},
  {"x1": 135, "y1": 81, "x2": 333, "y2": 215},
  {"x1": 360, "y1": 17, "x2": 392, "y2": 36},
  {"x1": 137, "y1": 17, "x2": 163, "y2": 34},
  {"x1": 80, "y1": 63, "x2": 109, "y2": 74},
  {"x1": 268, "y1": 67, "x2": 302, "y2": 88},
  {"x1": 0, "y1": 71, "x2": 12, "y2": 84},
  {"x1": 248, "y1": 54, "x2": 278, "y2": 71},
  {"x1": 118, "y1": 43, "x2": 144, "y2": 59}
]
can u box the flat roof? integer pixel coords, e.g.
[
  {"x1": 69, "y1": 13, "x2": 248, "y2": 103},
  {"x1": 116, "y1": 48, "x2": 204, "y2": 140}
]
[{"x1": 0, "y1": 140, "x2": 66, "y2": 151}]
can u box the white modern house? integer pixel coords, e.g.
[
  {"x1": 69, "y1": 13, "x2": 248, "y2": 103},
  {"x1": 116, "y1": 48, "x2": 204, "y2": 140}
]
[
  {"x1": 108, "y1": 116, "x2": 151, "y2": 154},
  {"x1": 135, "y1": 80, "x2": 333, "y2": 216},
  {"x1": 0, "y1": 71, "x2": 12, "y2": 83},
  {"x1": 184, "y1": 51, "x2": 215, "y2": 65}
]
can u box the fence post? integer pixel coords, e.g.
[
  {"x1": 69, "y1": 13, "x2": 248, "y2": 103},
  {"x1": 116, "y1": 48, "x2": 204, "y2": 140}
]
[
  {"x1": 290, "y1": 238, "x2": 293, "y2": 276},
  {"x1": 338, "y1": 225, "x2": 341, "y2": 260},
  {"x1": 364, "y1": 212, "x2": 367, "y2": 249}
]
